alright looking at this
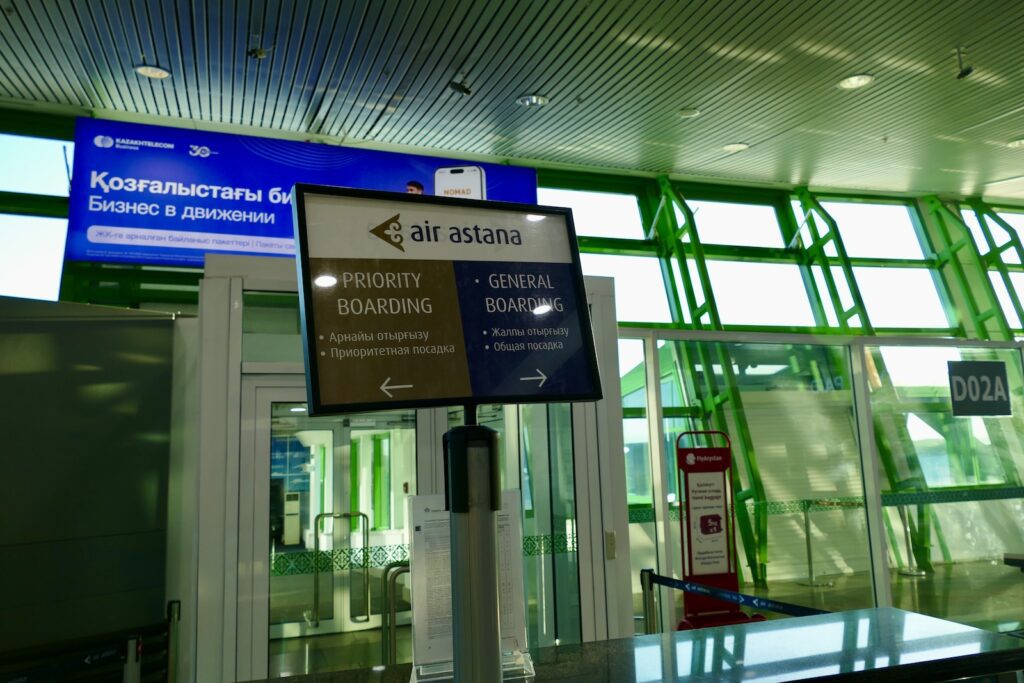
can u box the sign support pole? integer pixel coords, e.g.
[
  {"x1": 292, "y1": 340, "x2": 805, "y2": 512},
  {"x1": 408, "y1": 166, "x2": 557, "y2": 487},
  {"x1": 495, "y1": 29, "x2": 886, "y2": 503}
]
[{"x1": 445, "y1": 404, "x2": 502, "y2": 682}]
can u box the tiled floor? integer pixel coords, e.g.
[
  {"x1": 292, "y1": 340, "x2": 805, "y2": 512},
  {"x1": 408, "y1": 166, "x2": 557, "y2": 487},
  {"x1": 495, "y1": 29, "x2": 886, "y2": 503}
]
[
  {"x1": 745, "y1": 560, "x2": 1024, "y2": 633},
  {"x1": 269, "y1": 624, "x2": 413, "y2": 678}
]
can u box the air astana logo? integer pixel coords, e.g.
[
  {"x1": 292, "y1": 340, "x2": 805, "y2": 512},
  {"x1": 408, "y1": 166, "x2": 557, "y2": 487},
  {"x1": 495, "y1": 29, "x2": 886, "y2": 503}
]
[
  {"x1": 370, "y1": 214, "x2": 404, "y2": 252},
  {"x1": 368, "y1": 212, "x2": 524, "y2": 251}
]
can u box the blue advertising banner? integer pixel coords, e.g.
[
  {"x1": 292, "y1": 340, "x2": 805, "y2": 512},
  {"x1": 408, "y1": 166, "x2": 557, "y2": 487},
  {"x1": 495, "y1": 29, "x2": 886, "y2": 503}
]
[{"x1": 67, "y1": 118, "x2": 537, "y2": 267}]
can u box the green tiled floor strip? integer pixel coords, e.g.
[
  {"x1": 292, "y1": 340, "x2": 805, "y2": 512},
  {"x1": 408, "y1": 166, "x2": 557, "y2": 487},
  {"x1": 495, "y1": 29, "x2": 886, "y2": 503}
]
[
  {"x1": 272, "y1": 488, "x2": 1024, "y2": 575},
  {"x1": 271, "y1": 533, "x2": 578, "y2": 577}
]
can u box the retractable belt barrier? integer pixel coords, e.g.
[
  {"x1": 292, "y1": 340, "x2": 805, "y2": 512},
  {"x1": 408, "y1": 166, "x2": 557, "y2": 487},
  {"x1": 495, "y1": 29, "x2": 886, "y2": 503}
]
[{"x1": 645, "y1": 570, "x2": 830, "y2": 619}]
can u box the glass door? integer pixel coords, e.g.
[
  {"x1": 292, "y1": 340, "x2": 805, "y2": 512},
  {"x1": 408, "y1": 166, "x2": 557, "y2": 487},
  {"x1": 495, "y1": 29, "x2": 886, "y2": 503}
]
[
  {"x1": 241, "y1": 383, "x2": 616, "y2": 679},
  {"x1": 447, "y1": 403, "x2": 583, "y2": 650},
  {"x1": 255, "y1": 387, "x2": 418, "y2": 677}
]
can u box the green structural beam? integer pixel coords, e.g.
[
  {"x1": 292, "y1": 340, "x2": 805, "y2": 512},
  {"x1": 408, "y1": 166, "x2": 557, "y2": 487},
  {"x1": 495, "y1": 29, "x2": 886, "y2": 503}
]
[
  {"x1": 920, "y1": 196, "x2": 1012, "y2": 341},
  {"x1": 650, "y1": 175, "x2": 769, "y2": 587},
  {"x1": 965, "y1": 198, "x2": 1024, "y2": 330},
  {"x1": 792, "y1": 188, "x2": 874, "y2": 334}
]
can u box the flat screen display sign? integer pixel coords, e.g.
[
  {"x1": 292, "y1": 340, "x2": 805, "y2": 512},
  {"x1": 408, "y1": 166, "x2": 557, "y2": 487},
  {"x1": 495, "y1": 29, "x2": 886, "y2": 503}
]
[{"x1": 293, "y1": 184, "x2": 602, "y2": 414}]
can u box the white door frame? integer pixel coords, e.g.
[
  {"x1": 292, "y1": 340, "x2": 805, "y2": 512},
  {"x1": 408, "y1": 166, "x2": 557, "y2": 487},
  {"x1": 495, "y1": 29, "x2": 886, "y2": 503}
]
[{"x1": 186, "y1": 255, "x2": 630, "y2": 681}]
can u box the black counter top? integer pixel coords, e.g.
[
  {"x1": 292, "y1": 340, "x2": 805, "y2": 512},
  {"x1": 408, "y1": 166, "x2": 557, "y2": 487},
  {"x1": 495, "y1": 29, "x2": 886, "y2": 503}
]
[{"x1": 249, "y1": 608, "x2": 1024, "y2": 683}]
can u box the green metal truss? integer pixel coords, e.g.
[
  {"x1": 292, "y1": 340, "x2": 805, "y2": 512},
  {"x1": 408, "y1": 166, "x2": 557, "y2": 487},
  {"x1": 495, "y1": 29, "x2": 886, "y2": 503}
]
[
  {"x1": 792, "y1": 190, "x2": 948, "y2": 574},
  {"x1": 921, "y1": 196, "x2": 1011, "y2": 341},
  {"x1": 965, "y1": 198, "x2": 1024, "y2": 329},
  {"x1": 792, "y1": 188, "x2": 875, "y2": 333},
  {"x1": 650, "y1": 175, "x2": 769, "y2": 586}
]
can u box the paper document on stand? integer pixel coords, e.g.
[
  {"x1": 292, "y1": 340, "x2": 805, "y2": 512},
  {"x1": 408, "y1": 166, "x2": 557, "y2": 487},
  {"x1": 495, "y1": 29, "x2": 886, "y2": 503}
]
[{"x1": 409, "y1": 491, "x2": 528, "y2": 665}]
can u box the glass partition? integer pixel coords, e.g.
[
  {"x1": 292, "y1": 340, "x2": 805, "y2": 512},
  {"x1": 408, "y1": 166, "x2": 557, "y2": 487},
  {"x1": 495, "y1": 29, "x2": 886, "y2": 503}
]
[
  {"x1": 623, "y1": 331, "x2": 1024, "y2": 634},
  {"x1": 657, "y1": 339, "x2": 874, "y2": 615},
  {"x1": 447, "y1": 403, "x2": 583, "y2": 650},
  {"x1": 618, "y1": 338, "x2": 659, "y2": 632},
  {"x1": 865, "y1": 344, "x2": 1024, "y2": 632}
]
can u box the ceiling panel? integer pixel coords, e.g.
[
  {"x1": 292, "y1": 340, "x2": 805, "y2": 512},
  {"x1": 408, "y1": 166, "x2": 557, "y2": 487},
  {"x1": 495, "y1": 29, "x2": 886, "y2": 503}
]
[{"x1": 2, "y1": 0, "x2": 1024, "y2": 199}]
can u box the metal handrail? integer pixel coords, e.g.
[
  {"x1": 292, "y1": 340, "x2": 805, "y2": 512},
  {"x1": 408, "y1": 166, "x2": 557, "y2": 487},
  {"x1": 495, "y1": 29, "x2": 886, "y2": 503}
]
[
  {"x1": 380, "y1": 561, "x2": 409, "y2": 664},
  {"x1": 312, "y1": 511, "x2": 371, "y2": 627},
  {"x1": 381, "y1": 562, "x2": 410, "y2": 665}
]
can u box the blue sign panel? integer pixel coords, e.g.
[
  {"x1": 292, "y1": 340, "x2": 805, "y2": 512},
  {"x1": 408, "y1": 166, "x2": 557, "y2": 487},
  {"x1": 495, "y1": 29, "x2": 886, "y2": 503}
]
[
  {"x1": 293, "y1": 185, "x2": 602, "y2": 414},
  {"x1": 948, "y1": 360, "x2": 1011, "y2": 417},
  {"x1": 67, "y1": 118, "x2": 536, "y2": 267}
]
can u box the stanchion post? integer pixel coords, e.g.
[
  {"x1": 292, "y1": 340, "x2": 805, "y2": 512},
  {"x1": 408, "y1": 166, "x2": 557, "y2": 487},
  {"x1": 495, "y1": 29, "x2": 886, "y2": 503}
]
[
  {"x1": 797, "y1": 501, "x2": 834, "y2": 588},
  {"x1": 897, "y1": 505, "x2": 927, "y2": 577},
  {"x1": 445, "y1": 405, "x2": 502, "y2": 683},
  {"x1": 640, "y1": 569, "x2": 658, "y2": 634},
  {"x1": 166, "y1": 600, "x2": 181, "y2": 683},
  {"x1": 122, "y1": 636, "x2": 141, "y2": 683}
]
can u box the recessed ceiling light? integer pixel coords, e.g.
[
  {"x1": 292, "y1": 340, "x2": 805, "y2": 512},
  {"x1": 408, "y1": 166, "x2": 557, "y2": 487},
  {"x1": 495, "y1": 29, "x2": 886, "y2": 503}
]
[
  {"x1": 837, "y1": 73, "x2": 874, "y2": 90},
  {"x1": 313, "y1": 274, "x2": 337, "y2": 287},
  {"x1": 1007, "y1": 139, "x2": 1024, "y2": 149},
  {"x1": 516, "y1": 94, "x2": 549, "y2": 108},
  {"x1": 722, "y1": 142, "x2": 749, "y2": 153},
  {"x1": 678, "y1": 108, "x2": 701, "y2": 119},
  {"x1": 134, "y1": 64, "x2": 171, "y2": 79}
]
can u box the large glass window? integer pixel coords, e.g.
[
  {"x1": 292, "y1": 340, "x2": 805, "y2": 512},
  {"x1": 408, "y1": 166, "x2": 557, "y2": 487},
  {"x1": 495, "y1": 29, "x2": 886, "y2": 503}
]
[
  {"x1": 0, "y1": 214, "x2": 67, "y2": 301},
  {"x1": 681, "y1": 200, "x2": 783, "y2": 248},
  {"x1": 0, "y1": 133, "x2": 73, "y2": 196},
  {"x1": 537, "y1": 187, "x2": 645, "y2": 240},
  {"x1": 579, "y1": 253, "x2": 672, "y2": 323},
  {"x1": 853, "y1": 267, "x2": 949, "y2": 329},
  {"x1": 818, "y1": 200, "x2": 928, "y2": 260},
  {"x1": 704, "y1": 260, "x2": 816, "y2": 327}
]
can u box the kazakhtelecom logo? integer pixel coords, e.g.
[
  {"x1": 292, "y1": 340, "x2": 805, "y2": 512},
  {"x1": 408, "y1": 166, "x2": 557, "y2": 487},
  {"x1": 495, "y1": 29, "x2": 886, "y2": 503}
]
[{"x1": 93, "y1": 135, "x2": 114, "y2": 148}]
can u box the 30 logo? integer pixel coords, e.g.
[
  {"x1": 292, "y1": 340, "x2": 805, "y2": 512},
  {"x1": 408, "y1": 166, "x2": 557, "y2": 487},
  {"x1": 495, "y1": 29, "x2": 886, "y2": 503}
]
[
  {"x1": 189, "y1": 145, "x2": 212, "y2": 158},
  {"x1": 370, "y1": 214, "x2": 404, "y2": 252},
  {"x1": 93, "y1": 135, "x2": 114, "y2": 148}
]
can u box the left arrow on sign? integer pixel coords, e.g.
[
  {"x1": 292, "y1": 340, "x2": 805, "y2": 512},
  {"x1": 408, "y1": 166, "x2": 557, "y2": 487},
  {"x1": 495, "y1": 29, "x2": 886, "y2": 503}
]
[{"x1": 380, "y1": 377, "x2": 413, "y2": 398}]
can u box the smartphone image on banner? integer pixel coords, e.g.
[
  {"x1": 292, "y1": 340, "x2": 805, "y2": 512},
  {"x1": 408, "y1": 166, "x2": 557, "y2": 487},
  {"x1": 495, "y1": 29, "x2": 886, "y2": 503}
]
[{"x1": 433, "y1": 166, "x2": 486, "y2": 200}]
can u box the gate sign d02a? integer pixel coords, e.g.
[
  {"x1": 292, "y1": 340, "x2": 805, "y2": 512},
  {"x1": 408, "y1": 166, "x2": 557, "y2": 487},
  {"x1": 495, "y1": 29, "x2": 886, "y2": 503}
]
[
  {"x1": 947, "y1": 360, "x2": 1011, "y2": 417},
  {"x1": 293, "y1": 184, "x2": 602, "y2": 415}
]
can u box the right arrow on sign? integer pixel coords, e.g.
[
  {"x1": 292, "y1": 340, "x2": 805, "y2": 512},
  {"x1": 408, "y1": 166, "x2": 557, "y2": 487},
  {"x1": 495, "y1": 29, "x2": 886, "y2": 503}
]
[
  {"x1": 519, "y1": 369, "x2": 547, "y2": 388},
  {"x1": 380, "y1": 377, "x2": 413, "y2": 398}
]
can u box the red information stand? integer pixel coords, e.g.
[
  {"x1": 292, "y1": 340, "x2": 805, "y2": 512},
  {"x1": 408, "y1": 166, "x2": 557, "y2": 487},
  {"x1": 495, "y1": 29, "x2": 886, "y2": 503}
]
[{"x1": 675, "y1": 430, "x2": 765, "y2": 630}]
